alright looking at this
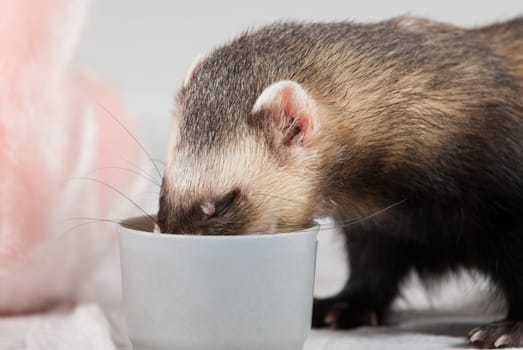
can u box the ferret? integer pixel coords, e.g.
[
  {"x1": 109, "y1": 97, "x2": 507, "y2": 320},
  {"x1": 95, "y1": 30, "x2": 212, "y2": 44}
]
[{"x1": 156, "y1": 16, "x2": 523, "y2": 349}]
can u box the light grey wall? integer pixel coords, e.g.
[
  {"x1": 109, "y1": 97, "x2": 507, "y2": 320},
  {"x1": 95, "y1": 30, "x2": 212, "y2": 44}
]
[{"x1": 79, "y1": 0, "x2": 523, "y2": 163}]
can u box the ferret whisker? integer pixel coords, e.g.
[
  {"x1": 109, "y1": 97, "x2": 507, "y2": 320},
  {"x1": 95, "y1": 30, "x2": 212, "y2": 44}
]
[
  {"x1": 152, "y1": 158, "x2": 166, "y2": 166},
  {"x1": 323, "y1": 199, "x2": 408, "y2": 230},
  {"x1": 270, "y1": 199, "x2": 407, "y2": 233},
  {"x1": 124, "y1": 158, "x2": 163, "y2": 183},
  {"x1": 62, "y1": 217, "x2": 152, "y2": 232},
  {"x1": 59, "y1": 219, "x2": 118, "y2": 238},
  {"x1": 87, "y1": 166, "x2": 161, "y2": 187},
  {"x1": 64, "y1": 216, "x2": 128, "y2": 223},
  {"x1": 7, "y1": 218, "x2": 145, "y2": 260},
  {"x1": 61, "y1": 217, "x2": 149, "y2": 232},
  {"x1": 96, "y1": 102, "x2": 163, "y2": 180},
  {"x1": 69, "y1": 176, "x2": 156, "y2": 223},
  {"x1": 52, "y1": 219, "x2": 150, "y2": 243},
  {"x1": 140, "y1": 191, "x2": 161, "y2": 195}
]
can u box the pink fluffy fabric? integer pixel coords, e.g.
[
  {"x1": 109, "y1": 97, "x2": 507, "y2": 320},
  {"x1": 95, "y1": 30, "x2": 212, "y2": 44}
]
[{"x1": 0, "y1": 0, "x2": 149, "y2": 313}]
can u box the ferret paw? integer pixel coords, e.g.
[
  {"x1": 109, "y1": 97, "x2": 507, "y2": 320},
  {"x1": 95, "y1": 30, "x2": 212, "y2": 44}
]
[
  {"x1": 468, "y1": 320, "x2": 523, "y2": 349},
  {"x1": 312, "y1": 298, "x2": 379, "y2": 329}
]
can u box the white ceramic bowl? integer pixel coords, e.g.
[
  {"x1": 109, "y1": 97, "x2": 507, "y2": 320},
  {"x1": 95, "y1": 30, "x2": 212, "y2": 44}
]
[{"x1": 119, "y1": 216, "x2": 318, "y2": 350}]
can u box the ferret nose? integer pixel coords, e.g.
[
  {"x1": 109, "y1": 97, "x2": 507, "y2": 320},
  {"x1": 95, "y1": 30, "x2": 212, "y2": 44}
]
[{"x1": 156, "y1": 206, "x2": 197, "y2": 234}]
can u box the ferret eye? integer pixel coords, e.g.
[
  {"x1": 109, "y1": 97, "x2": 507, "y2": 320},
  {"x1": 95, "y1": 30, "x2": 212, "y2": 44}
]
[{"x1": 215, "y1": 189, "x2": 240, "y2": 216}]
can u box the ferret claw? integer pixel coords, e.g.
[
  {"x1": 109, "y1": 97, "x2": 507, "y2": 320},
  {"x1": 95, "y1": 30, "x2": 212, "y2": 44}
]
[
  {"x1": 468, "y1": 327, "x2": 480, "y2": 337},
  {"x1": 494, "y1": 334, "x2": 511, "y2": 348},
  {"x1": 324, "y1": 311, "x2": 340, "y2": 328},
  {"x1": 469, "y1": 330, "x2": 485, "y2": 344},
  {"x1": 467, "y1": 321, "x2": 523, "y2": 349}
]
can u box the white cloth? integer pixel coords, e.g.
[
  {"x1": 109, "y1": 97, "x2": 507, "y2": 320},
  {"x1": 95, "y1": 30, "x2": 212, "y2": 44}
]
[
  {"x1": 0, "y1": 304, "x2": 116, "y2": 350},
  {"x1": 306, "y1": 329, "x2": 465, "y2": 350}
]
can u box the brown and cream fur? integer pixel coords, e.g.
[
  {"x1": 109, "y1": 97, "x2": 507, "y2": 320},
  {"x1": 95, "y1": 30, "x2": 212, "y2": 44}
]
[{"x1": 158, "y1": 16, "x2": 523, "y2": 348}]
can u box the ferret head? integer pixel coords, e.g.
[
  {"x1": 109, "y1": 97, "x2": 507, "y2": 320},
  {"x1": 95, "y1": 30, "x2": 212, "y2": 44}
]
[{"x1": 157, "y1": 55, "x2": 324, "y2": 234}]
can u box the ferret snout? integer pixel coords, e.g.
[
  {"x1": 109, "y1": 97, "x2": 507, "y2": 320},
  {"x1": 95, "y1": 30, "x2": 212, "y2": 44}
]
[{"x1": 156, "y1": 187, "x2": 249, "y2": 235}]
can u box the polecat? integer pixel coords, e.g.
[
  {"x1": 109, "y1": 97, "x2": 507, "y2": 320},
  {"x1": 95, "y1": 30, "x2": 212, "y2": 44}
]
[{"x1": 157, "y1": 16, "x2": 523, "y2": 349}]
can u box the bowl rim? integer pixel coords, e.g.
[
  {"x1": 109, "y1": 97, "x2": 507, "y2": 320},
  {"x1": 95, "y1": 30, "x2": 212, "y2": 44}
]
[{"x1": 119, "y1": 215, "x2": 319, "y2": 240}]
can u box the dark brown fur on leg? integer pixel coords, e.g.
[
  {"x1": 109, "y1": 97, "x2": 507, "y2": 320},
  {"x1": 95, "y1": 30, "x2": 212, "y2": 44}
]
[{"x1": 313, "y1": 228, "x2": 412, "y2": 329}]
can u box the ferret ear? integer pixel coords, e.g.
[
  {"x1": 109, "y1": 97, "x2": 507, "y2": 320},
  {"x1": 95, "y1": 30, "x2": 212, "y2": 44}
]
[
  {"x1": 183, "y1": 54, "x2": 205, "y2": 87},
  {"x1": 252, "y1": 80, "x2": 318, "y2": 147}
]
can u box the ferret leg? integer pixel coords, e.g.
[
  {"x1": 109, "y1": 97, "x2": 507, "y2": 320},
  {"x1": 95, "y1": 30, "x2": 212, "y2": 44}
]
[
  {"x1": 312, "y1": 228, "x2": 411, "y2": 329},
  {"x1": 468, "y1": 245, "x2": 523, "y2": 349}
]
